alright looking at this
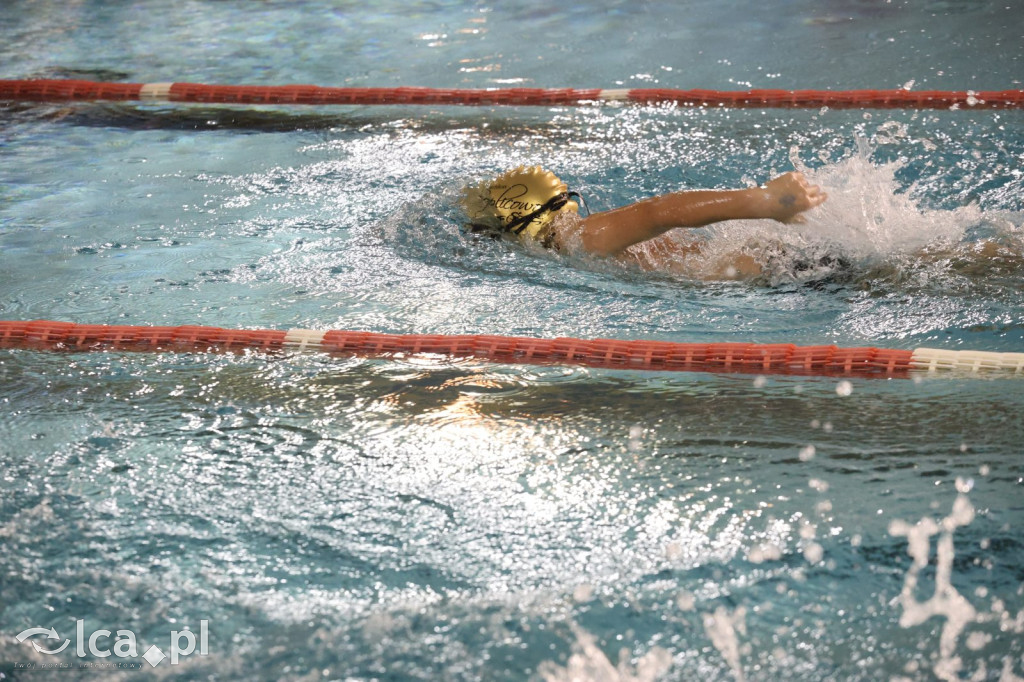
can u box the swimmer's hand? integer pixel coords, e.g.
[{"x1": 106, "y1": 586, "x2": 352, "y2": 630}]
[{"x1": 762, "y1": 172, "x2": 827, "y2": 224}]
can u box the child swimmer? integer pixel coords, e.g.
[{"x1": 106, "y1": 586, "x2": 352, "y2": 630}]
[{"x1": 462, "y1": 167, "x2": 827, "y2": 280}]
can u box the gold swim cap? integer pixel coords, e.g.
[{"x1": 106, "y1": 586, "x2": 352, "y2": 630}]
[{"x1": 463, "y1": 166, "x2": 579, "y2": 241}]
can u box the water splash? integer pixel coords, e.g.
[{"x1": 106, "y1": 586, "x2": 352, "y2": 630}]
[
  {"x1": 889, "y1": 483, "x2": 1024, "y2": 681},
  {"x1": 702, "y1": 605, "x2": 748, "y2": 682},
  {"x1": 537, "y1": 624, "x2": 672, "y2": 682},
  {"x1": 795, "y1": 140, "x2": 978, "y2": 259},
  {"x1": 691, "y1": 140, "x2": 1024, "y2": 286},
  {"x1": 889, "y1": 490, "x2": 976, "y2": 681}
]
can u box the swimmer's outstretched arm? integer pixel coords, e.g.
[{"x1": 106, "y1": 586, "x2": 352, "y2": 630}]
[{"x1": 577, "y1": 171, "x2": 827, "y2": 256}]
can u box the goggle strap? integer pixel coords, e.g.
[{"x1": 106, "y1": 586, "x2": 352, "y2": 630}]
[{"x1": 506, "y1": 191, "x2": 584, "y2": 235}]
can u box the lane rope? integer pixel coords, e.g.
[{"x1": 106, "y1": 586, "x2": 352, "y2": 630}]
[
  {"x1": 2, "y1": 79, "x2": 1022, "y2": 110},
  {"x1": 2, "y1": 321, "x2": 1022, "y2": 378}
]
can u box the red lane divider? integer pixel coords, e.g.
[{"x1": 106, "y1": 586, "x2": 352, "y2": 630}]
[
  {"x1": 0, "y1": 320, "x2": 916, "y2": 378},
  {"x1": 0, "y1": 320, "x2": 289, "y2": 352},
  {"x1": 319, "y1": 330, "x2": 913, "y2": 375},
  {"x1": 1, "y1": 79, "x2": 1021, "y2": 109}
]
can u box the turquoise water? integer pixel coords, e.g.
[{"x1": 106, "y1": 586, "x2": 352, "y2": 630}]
[{"x1": 2, "y1": 1, "x2": 1023, "y2": 680}]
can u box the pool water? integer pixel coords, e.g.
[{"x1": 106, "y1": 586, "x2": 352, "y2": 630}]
[{"x1": 1, "y1": 1, "x2": 1023, "y2": 680}]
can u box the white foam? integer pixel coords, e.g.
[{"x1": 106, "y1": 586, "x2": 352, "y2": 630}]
[
  {"x1": 794, "y1": 141, "x2": 977, "y2": 259},
  {"x1": 665, "y1": 139, "x2": 998, "y2": 282}
]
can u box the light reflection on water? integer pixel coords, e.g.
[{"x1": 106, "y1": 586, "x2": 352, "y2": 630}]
[
  {"x1": 2, "y1": 146, "x2": 1023, "y2": 676},
  {"x1": 2, "y1": 1, "x2": 1024, "y2": 678},
  {"x1": 1, "y1": 346, "x2": 1022, "y2": 678}
]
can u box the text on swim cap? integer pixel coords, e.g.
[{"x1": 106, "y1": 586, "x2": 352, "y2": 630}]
[{"x1": 489, "y1": 184, "x2": 545, "y2": 222}]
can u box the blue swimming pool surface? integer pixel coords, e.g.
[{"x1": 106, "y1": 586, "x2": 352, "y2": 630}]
[{"x1": 2, "y1": 1, "x2": 1023, "y2": 680}]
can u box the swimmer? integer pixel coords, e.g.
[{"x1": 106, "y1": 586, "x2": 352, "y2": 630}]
[{"x1": 462, "y1": 166, "x2": 827, "y2": 279}]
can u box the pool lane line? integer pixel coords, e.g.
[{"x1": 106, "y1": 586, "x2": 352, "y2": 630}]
[
  {"x1": 2, "y1": 79, "x2": 1022, "y2": 110},
  {"x1": 1, "y1": 320, "x2": 1022, "y2": 378}
]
